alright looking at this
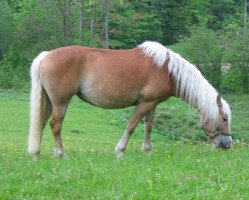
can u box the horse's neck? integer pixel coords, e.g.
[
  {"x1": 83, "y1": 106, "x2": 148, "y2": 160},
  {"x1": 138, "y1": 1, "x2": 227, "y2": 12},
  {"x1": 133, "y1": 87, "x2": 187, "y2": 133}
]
[
  {"x1": 168, "y1": 51, "x2": 218, "y2": 121},
  {"x1": 178, "y1": 80, "x2": 218, "y2": 118}
]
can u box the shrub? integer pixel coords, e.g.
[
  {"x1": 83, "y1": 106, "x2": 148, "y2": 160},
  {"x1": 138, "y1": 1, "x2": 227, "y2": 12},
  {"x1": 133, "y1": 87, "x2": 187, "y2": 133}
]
[
  {"x1": 0, "y1": 60, "x2": 29, "y2": 91},
  {"x1": 220, "y1": 68, "x2": 244, "y2": 93}
]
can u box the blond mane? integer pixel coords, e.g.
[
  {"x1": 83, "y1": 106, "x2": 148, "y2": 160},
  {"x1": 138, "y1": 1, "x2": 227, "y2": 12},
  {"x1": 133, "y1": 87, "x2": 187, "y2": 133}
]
[{"x1": 138, "y1": 41, "x2": 231, "y2": 123}]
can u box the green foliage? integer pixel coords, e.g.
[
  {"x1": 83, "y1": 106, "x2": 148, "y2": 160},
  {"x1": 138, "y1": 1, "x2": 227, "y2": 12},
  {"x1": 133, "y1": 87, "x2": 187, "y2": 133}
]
[
  {"x1": 224, "y1": 30, "x2": 249, "y2": 93},
  {"x1": 0, "y1": 1, "x2": 15, "y2": 59},
  {"x1": 220, "y1": 68, "x2": 244, "y2": 93},
  {"x1": 109, "y1": 1, "x2": 162, "y2": 48},
  {"x1": 206, "y1": 0, "x2": 238, "y2": 30},
  {"x1": 0, "y1": 59, "x2": 29, "y2": 91},
  {"x1": 0, "y1": 0, "x2": 249, "y2": 92},
  {"x1": 158, "y1": 1, "x2": 195, "y2": 45}
]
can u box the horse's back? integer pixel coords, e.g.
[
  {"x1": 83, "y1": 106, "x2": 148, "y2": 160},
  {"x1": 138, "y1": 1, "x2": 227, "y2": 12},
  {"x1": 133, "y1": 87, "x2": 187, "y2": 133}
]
[{"x1": 39, "y1": 46, "x2": 173, "y2": 108}]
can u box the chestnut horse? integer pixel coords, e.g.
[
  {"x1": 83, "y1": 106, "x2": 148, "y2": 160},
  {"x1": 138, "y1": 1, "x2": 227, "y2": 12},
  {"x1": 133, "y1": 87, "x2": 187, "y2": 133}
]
[{"x1": 28, "y1": 41, "x2": 232, "y2": 158}]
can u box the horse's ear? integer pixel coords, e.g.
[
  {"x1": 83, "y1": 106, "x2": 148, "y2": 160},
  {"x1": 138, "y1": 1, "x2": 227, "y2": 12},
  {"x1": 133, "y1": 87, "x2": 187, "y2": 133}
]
[{"x1": 217, "y1": 94, "x2": 222, "y2": 108}]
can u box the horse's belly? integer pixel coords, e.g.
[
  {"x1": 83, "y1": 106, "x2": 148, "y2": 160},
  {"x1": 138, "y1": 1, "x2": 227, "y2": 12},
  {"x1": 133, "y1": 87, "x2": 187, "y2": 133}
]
[
  {"x1": 78, "y1": 89, "x2": 138, "y2": 108},
  {"x1": 78, "y1": 74, "x2": 140, "y2": 108}
]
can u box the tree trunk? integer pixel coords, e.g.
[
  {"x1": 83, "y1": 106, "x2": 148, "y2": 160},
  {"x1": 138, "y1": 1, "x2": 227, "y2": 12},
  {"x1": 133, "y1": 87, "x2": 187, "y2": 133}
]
[
  {"x1": 79, "y1": 0, "x2": 85, "y2": 45},
  {"x1": 245, "y1": 0, "x2": 248, "y2": 30},
  {"x1": 90, "y1": 2, "x2": 97, "y2": 46},
  {"x1": 104, "y1": 0, "x2": 111, "y2": 48},
  {"x1": 57, "y1": 0, "x2": 71, "y2": 45}
]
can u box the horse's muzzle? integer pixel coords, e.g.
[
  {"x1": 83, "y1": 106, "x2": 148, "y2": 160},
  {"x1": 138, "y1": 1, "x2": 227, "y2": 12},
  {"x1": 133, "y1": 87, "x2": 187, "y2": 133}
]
[{"x1": 213, "y1": 135, "x2": 232, "y2": 149}]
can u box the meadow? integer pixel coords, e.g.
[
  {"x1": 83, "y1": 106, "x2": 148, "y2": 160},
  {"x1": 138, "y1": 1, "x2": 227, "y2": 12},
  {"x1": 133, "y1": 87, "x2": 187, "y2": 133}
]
[{"x1": 0, "y1": 90, "x2": 249, "y2": 199}]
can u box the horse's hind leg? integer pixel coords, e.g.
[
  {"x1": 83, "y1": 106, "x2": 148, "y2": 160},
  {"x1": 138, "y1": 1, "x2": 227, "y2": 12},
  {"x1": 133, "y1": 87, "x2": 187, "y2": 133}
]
[
  {"x1": 142, "y1": 107, "x2": 155, "y2": 153},
  {"x1": 50, "y1": 102, "x2": 70, "y2": 157},
  {"x1": 115, "y1": 102, "x2": 156, "y2": 157}
]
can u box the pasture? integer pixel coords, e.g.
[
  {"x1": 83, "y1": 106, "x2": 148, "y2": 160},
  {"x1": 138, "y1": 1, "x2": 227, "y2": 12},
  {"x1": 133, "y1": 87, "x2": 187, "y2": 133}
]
[{"x1": 0, "y1": 90, "x2": 249, "y2": 199}]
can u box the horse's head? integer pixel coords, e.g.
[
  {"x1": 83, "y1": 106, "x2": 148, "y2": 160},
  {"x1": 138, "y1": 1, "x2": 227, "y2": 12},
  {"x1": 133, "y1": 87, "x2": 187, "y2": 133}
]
[{"x1": 201, "y1": 94, "x2": 232, "y2": 149}]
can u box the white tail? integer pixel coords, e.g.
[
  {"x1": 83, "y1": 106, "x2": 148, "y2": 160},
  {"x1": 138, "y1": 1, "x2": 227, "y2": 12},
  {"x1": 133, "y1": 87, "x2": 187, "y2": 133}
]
[{"x1": 28, "y1": 51, "x2": 50, "y2": 156}]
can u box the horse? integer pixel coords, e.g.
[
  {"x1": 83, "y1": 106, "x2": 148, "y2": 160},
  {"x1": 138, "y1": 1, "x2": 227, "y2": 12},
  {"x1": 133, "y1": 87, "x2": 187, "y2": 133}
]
[{"x1": 28, "y1": 41, "x2": 232, "y2": 158}]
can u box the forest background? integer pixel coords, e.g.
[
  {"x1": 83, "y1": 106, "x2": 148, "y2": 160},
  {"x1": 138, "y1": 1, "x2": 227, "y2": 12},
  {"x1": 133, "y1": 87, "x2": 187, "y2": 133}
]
[{"x1": 0, "y1": 0, "x2": 249, "y2": 94}]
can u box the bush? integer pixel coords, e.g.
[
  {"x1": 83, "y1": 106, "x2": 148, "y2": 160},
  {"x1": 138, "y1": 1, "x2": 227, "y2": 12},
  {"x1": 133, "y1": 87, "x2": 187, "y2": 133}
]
[
  {"x1": 220, "y1": 69, "x2": 243, "y2": 93},
  {"x1": 220, "y1": 68, "x2": 244, "y2": 93},
  {"x1": 0, "y1": 60, "x2": 29, "y2": 91},
  {"x1": 224, "y1": 31, "x2": 249, "y2": 93}
]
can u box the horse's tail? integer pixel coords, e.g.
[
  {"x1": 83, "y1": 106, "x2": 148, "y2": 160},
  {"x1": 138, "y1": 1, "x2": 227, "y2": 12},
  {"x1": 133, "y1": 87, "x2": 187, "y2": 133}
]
[{"x1": 28, "y1": 51, "x2": 51, "y2": 156}]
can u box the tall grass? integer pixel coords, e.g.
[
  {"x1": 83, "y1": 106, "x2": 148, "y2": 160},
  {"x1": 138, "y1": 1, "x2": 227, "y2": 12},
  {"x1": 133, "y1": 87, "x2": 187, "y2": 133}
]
[{"x1": 0, "y1": 91, "x2": 249, "y2": 199}]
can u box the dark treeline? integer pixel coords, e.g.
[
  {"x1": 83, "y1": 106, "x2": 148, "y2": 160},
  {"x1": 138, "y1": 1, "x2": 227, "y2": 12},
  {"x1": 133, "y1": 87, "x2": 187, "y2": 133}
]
[{"x1": 0, "y1": 0, "x2": 249, "y2": 92}]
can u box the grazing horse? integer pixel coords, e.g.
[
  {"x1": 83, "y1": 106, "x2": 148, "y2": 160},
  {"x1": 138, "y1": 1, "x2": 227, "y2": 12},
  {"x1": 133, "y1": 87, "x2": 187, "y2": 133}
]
[{"x1": 28, "y1": 41, "x2": 232, "y2": 158}]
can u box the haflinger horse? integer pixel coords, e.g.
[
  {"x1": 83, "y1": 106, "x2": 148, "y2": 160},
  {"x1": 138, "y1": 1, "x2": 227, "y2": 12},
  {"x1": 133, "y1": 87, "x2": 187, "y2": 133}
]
[{"x1": 28, "y1": 41, "x2": 232, "y2": 158}]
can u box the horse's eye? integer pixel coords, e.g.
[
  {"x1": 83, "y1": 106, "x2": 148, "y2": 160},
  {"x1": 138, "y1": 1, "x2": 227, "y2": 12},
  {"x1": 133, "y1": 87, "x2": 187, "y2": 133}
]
[{"x1": 223, "y1": 117, "x2": 228, "y2": 122}]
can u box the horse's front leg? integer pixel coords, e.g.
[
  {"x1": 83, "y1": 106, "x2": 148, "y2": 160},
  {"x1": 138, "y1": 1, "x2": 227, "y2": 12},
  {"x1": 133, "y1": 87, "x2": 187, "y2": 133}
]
[
  {"x1": 142, "y1": 107, "x2": 155, "y2": 153},
  {"x1": 115, "y1": 102, "x2": 156, "y2": 157}
]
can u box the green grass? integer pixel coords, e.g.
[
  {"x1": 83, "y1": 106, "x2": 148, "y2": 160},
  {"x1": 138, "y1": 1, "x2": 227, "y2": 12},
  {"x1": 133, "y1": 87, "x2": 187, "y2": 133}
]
[{"x1": 0, "y1": 91, "x2": 249, "y2": 199}]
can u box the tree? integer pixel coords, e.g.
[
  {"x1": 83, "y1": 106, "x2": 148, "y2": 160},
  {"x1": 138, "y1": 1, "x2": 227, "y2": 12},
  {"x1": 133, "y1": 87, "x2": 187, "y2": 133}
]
[
  {"x1": 108, "y1": 0, "x2": 162, "y2": 48},
  {"x1": 104, "y1": 0, "x2": 111, "y2": 48},
  {"x1": 1, "y1": 0, "x2": 249, "y2": 91},
  {"x1": 225, "y1": 31, "x2": 249, "y2": 93},
  {"x1": 90, "y1": 2, "x2": 97, "y2": 46},
  {"x1": 79, "y1": 0, "x2": 85, "y2": 45},
  {"x1": 0, "y1": 1, "x2": 15, "y2": 59},
  {"x1": 245, "y1": 0, "x2": 248, "y2": 29},
  {"x1": 156, "y1": 0, "x2": 195, "y2": 44}
]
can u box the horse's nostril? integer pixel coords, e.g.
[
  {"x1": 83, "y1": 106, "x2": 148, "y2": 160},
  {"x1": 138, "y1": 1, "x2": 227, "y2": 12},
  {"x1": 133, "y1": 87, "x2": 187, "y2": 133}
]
[
  {"x1": 218, "y1": 140, "x2": 232, "y2": 149},
  {"x1": 221, "y1": 144, "x2": 231, "y2": 149}
]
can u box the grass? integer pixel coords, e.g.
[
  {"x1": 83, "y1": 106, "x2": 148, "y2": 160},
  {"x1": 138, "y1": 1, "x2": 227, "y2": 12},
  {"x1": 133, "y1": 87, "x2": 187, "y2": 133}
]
[{"x1": 0, "y1": 91, "x2": 249, "y2": 199}]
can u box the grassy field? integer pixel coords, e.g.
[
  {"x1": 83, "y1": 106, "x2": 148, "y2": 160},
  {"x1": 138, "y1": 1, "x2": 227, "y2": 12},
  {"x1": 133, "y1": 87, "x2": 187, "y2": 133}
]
[{"x1": 0, "y1": 90, "x2": 249, "y2": 199}]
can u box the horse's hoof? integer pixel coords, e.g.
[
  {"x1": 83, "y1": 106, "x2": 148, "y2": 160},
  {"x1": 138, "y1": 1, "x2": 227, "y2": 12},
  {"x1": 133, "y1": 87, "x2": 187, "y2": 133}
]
[
  {"x1": 32, "y1": 153, "x2": 40, "y2": 160},
  {"x1": 142, "y1": 144, "x2": 152, "y2": 154},
  {"x1": 28, "y1": 150, "x2": 40, "y2": 160},
  {"x1": 116, "y1": 152, "x2": 124, "y2": 158},
  {"x1": 142, "y1": 149, "x2": 153, "y2": 156},
  {"x1": 62, "y1": 153, "x2": 69, "y2": 160},
  {"x1": 115, "y1": 146, "x2": 125, "y2": 158},
  {"x1": 54, "y1": 148, "x2": 65, "y2": 158}
]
